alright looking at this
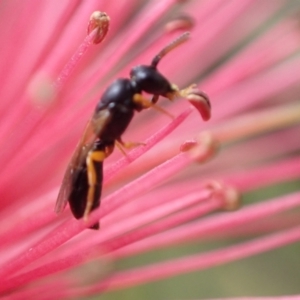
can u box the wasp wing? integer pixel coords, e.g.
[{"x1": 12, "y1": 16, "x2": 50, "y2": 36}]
[{"x1": 55, "y1": 109, "x2": 111, "y2": 214}]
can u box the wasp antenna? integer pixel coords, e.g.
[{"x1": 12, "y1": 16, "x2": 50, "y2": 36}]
[{"x1": 151, "y1": 32, "x2": 190, "y2": 68}]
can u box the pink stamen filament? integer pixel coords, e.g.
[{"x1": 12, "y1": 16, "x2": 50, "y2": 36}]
[
  {"x1": 211, "y1": 102, "x2": 300, "y2": 144},
  {"x1": 0, "y1": 150, "x2": 197, "y2": 278},
  {"x1": 0, "y1": 190, "x2": 215, "y2": 292},
  {"x1": 99, "y1": 224, "x2": 300, "y2": 292}
]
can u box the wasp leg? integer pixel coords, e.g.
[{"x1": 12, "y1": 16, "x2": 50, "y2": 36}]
[
  {"x1": 84, "y1": 150, "x2": 106, "y2": 223},
  {"x1": 116, "y1": 138, "x2": 145, "y2": 150},
  {"x1": 151, "y1": 94, "x2": 159, "y2": 104},
  {"x1": 87, "y1": 142, "x2": 115, "y2": 229},
  {"x1": 169, "y1": 83, "x2": 210, "y2": 105},
  {"x1": 177, "y1": 84, "x2": 199, "y2": 98},
  {"x1": 133, "y1": 93, "x2": 174, "y2": 118},
  {"x1": 114, "y1": 138, "x2": 145, "y2": 158},
  {"x1": 115, "y1": 139, "x2": 128, "y2": 157},
  {"x1": 164, "y1": 83, "x2": 206, "y2": 101}
]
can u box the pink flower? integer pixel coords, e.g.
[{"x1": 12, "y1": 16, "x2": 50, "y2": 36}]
[{"x1": 0, "y1": 1, "x2": 299, "y2": 299}]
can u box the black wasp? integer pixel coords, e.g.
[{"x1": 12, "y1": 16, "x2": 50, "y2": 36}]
[{"x1": 55, "y1": 32, "x2": 209, "y2": 229}]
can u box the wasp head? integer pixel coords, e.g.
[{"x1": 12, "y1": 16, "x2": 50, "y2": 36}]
[{"x1": 130, "y1": 65, "x2": 173, "y2": 97}]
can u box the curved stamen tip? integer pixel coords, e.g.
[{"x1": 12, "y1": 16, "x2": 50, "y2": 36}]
[
  {"x1": 180, "y1": 140, "x2": 197, "y2": 152},
  {"x1": 165, "y1": 15, "x2": 195, "y2": 32},
  {"x1": 87, "y1": 11, "x2": 110, "y2": 44},
  {"x1": 205, "y1": 181, "x2": 242, "y2": 211},
  {"x1": 181, "y1": 132, "x2": 219, "y2": 162},
  {"x1": 179, "y1": 84, "x2": 211, "y2": 121},
  {"x1": 187, "y1": 87, "x2": 211, "y2": 121}
]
